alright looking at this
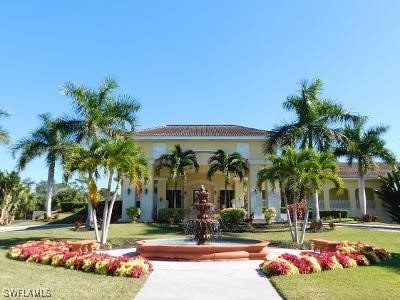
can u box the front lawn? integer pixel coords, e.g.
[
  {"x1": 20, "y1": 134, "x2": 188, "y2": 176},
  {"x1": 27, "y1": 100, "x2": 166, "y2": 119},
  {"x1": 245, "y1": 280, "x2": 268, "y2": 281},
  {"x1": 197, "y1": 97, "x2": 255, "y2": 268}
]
[
  {"x1": 0, "y1": 224, "x2": 181, "y2": 300},
  {"x1": 0, "y1": 223, "x2": 399, "y2": 299}
]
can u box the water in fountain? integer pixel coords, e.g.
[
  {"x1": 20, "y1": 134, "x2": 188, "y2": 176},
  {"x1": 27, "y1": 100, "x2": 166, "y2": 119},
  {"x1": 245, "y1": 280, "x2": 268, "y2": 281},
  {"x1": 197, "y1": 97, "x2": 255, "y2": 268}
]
[{"x1": 184, "y1": 185, "x2": 221, "y2": 245}]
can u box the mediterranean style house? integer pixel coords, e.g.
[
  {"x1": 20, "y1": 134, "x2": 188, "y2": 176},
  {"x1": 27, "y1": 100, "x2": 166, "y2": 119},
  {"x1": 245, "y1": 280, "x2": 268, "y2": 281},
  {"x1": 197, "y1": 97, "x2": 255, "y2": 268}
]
[{"x1": 119, "y1": 125, "x2": 393, "y2": 223}]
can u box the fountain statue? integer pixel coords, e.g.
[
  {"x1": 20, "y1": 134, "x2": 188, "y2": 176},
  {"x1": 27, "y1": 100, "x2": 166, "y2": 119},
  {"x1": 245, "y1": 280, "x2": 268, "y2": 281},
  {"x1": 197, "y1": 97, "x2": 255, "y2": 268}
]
[{"x1": 184, "y1": 185, "x2": 220, "y2": 245}]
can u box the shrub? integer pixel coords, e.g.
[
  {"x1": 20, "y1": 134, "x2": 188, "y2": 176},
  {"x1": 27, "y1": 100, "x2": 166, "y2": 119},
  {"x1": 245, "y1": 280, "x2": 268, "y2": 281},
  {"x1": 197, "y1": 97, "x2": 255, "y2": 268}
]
[
  {"x1": 362, "y1": 213, "x2": 378, "y2": 222},
  {"x1": 375, "y1": 168, "x2": 400, "y2": 223},
  {"x1": 261, "y1": 258, "x2": 299, "y2": 276},
  {"x1": 157, "y1": 208, "x2": 185, "y2": 224},
  {"x1": 263, "y1": 208, "x2": 276, "y2": 224},
  {"x1": 220, "y1": 208, "x2": 247, "y2": 226},
  {"x1": 126, "y1": 207, "x2": 141, "y2": 222},
  {"x1": 309, "y1": 220, "x2": 323, "y2": 232}
]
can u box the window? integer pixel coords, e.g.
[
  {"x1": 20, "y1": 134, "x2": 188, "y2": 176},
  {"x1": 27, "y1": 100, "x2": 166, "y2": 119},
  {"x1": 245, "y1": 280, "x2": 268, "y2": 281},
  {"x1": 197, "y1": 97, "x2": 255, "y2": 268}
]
[
  {"x1": 166, "y1": 190, "x2": 182, "y2": 208},
  {"x1": 219, "y1": 190, "x2": 234, "y2": 208}
]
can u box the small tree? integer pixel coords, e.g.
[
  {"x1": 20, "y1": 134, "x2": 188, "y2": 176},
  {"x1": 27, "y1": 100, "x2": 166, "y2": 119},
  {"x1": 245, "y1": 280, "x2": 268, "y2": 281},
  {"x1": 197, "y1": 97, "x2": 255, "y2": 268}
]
[
  {"x1": 257, "y1": 147, "x2": 342, "y2": 244},
  {"x1": 375, "y1": 168, "x2": 400, "y2": 223},
  {"x1": 155, "y1": 145, "x2": 199, "y2": 208},
  {"x1": 63, "y1": 137, "x2": 149, "y2": 244},
  {"x1": 207, "y1": 150, "x2": 248, "y2": 208}
]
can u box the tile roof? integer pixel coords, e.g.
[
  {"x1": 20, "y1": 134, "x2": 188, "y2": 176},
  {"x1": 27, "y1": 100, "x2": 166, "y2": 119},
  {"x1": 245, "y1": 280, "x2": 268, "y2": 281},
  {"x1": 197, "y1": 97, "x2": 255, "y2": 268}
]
[
  {"x1": 338, "y1": 163, "x2": 395, "y2": 178},
  {"x1": 135, "y1": 125, "x2": 268, "y2": 137}
]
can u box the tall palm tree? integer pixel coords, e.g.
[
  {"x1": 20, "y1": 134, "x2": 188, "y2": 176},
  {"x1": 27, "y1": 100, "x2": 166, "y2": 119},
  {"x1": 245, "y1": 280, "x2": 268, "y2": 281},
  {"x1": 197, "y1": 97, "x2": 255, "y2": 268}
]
[
  {"x1": 264, "y1": 78, "x2": 359, "y2": 153},
  {"x1": 155, "y1": 144, "x2": 199, "y2": 208},
  {"x1": 207, "y1": 150, "x2": 248, "y2": 208},
  {"x1": 61, "y1": 77, "x2": 140, "y2": 142},
  {"x1": 61, "y1": 77, "x2": 141, "y2": 227},
  {"x1": 0, "y1": 108, "x2": 10, "y2": 145},
  {"x1": 264, "y1": 78, "x2": 359, "y2": 220},
  {"x1": 12, "y1": 114, "x2": 70, "y2": 219},
  {"x1": 335, "y1": 118, "x2": 396, "y2": 216}
]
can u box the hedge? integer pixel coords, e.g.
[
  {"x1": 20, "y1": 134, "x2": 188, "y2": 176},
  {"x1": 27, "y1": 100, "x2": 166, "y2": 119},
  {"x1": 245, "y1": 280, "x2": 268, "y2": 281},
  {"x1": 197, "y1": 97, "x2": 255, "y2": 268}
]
[
  {"x1": 157, "y1": 208, "x2": 186, "y2": 223},
  {"x1": 279, "y1": 208, "x2": 348, "y2": 219},
  {"x1": 220, "y1": 208, "x2": 247, "y2": 225}
]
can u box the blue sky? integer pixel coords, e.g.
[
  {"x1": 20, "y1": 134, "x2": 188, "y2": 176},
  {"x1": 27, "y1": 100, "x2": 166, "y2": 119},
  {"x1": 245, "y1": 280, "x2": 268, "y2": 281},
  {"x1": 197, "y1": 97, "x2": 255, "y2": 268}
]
[{"x1": 0, "y1": 0, "x2": 399, "y2": 185}]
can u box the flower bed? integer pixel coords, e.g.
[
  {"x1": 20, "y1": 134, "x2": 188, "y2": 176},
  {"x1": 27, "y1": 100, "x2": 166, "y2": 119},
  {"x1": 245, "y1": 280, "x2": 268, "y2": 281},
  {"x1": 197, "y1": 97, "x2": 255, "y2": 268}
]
[
  {"x1": 7, "y1": 240, "x2": 152, "y2": 278},
  {"x1": 260, "y1": 241, "x2": 391, "y2": 277}
]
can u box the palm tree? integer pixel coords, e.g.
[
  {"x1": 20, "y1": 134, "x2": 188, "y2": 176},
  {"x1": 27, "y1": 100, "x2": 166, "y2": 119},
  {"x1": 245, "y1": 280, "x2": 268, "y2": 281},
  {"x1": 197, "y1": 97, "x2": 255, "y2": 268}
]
[
  {"x1": 257, "y1": 147, "x2": 342, "y2": 243},
  {"x1": 207, "y1": 150, "x2": 248, "y2": 208},
  {"x1": 307, "y1": 150, "x2": 344, "y2": 221},
  {"x1": 0, "y1": 108, "x2": 10, "y2": 145},
  {"x1": 264, "y1": 78, "x2": 359, "y2": 220},
  {"x1": 63, "y1": 137, "x2": 149, "y2": 243},
  {"x1": 61, "y1": 77, "x2": 141, "y2": 227},
  {"x1": 12, "y1": 114, "x2": 70, "y2": 219},
  {"x1": 264, "y1": 78, "x2": 359, "y2": 153},
  {"x1": 335, "y1": 118, "x2": 396, "y2": 216},
  {"x1": 61, "y1": 77, "x2": 140, "y2": 142},
  {"x1": 155, "y1": 144, "x2": 199, "y2": 208},
  {"x1": 98, "y1": 137, "x2": 149, "y2": 243}
]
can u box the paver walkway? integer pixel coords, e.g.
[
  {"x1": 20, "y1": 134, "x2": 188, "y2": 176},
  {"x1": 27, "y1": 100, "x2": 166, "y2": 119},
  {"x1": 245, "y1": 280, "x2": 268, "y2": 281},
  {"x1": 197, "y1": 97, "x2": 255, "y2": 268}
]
[{"x1": 103, "y1": 248, "x2": 303, "y2": 300}]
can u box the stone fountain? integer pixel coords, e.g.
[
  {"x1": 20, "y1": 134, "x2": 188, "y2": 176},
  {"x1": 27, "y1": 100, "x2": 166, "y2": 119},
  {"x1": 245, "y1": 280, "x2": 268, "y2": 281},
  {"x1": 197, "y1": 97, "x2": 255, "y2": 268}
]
[
  {"x1": 184, "y1": 185, "x2": 220, "y2": 245},
  {"x1": 135, "y1": 185, "x2": 269, "y2": 260}
]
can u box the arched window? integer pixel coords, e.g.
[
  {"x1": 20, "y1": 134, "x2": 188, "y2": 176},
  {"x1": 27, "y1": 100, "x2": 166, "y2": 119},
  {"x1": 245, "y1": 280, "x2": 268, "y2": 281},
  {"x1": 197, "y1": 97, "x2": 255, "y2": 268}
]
[{"x1": 329, "y1": 188, "x2": 350, "y2": 209}]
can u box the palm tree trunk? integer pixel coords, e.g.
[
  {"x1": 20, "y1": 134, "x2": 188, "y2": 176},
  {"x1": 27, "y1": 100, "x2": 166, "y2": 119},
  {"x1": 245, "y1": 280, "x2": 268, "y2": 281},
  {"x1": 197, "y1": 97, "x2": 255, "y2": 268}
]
[
  {"x1": 358, "y1": 168, "x2": 367, "y2": 216},
  {"x1": 0, "y1": 194, "x2": 11, "y2": 225},
  {"x1": 282, "y1": 189, "x2": 295, "y2": 242},
  {"x1": 312, "y1": 190, "x2": 320, "y2": 221},
  {"x1": 102, "y1": 178, "x2": 121, "y2": 243},
  {"x1": 101, "y1": 171, "x2": 113, "y2": 243},
  {"x1": 86, "y1": 173, "x2": 94, "y2": 229},
  {"x1": 224, "y1": 182, "x2": 228, "y2": 208},
  {"x1": 308, "y1": 128, "x2": 313, "y2": 150},
  {"x1": 92, "y1": 208, "x2": 100, "y2": 242},
  {"x1": 174, "y1": 181, "x2": 177, "y2": 208},
  {"x1": 300, "y1": 209, "x2": 310, "y2": 244},
  {"x1": 45, "y1": 160, "x2": 55, "y2": 219}
]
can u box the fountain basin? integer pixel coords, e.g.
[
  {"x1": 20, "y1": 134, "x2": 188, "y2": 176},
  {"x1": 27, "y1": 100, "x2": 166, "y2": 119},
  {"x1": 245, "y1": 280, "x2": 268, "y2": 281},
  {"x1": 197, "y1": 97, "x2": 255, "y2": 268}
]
[{"x1": 135, "y1": 237, "x2": 269, "y2": 261}]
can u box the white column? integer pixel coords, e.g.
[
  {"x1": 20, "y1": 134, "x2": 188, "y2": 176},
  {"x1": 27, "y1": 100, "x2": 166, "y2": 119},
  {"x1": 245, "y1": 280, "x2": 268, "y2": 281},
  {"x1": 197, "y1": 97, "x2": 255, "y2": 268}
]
[
  {"x1": 140, "y1": 164, "x2": 154, "y2": 222},
  {"x1": 249, "y1": 163, "x2": 264, "y2": 223},
  {"x1": 157, "y1": 178, "x2": 167, "y2": 210},
  {"x1": 119, "y1": 177, "x2": 136, "y2": 222}
]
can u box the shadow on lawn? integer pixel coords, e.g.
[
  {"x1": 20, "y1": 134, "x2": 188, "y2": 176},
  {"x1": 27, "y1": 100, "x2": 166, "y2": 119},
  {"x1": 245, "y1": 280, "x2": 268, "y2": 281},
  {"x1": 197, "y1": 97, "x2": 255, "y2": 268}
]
[
  {"x1": 379, "y1": 252, "x2": 400, "y2": 274},
  {"x1": 0, "y1": 237, "x2": 52, "y2": 250}
]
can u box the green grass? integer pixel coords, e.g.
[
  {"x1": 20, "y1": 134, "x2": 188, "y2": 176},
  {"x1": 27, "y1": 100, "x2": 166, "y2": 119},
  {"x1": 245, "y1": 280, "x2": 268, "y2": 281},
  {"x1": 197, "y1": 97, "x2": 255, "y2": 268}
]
[
  {"x1": 1, "y1": 223, "x2": 399, "y2": 299},
  {"x1": 0, "y1": 224, "x2": 181, "y2": 300},
  {"x1": 225, "y1": 228, "x2": 400, "y2": 300}
]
